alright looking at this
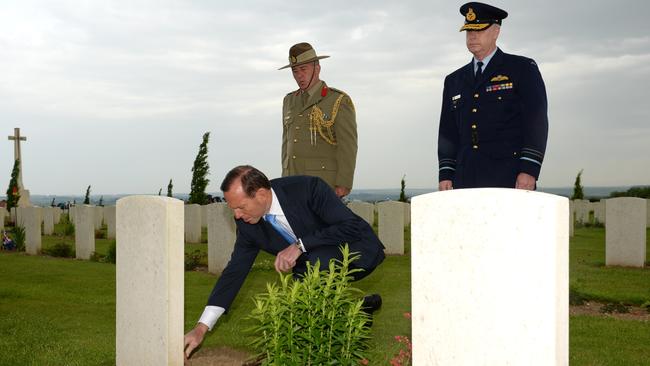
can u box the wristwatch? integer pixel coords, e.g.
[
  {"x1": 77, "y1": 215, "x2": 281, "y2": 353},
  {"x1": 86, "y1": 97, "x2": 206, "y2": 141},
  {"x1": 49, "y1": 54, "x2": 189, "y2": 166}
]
[{"x1": 294, "y1": 238, "x2": 307, "y2": 253}]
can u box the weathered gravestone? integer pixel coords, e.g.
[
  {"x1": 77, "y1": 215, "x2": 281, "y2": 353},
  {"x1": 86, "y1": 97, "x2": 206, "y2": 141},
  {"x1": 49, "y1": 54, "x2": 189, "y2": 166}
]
[
  {"x1": 104, "y1": 206, "x2": 116, "y2": 239},
  {"x1": 573, "y1": 199, "x2": 590, "y2": 224},
  {"x1": 23, "y1": 207, "x2": 42, "y2": 255},
  {"x1": 75, "y1": 205, "x2": 95, "y2": 259},
  {"x1": 10, "y1": 207, "x2": 16, "y2": 224},
  {"x1": 377, "y1": 201, "x2": 405, "y2": 255},
  {"x1": 0, "y1": 208, "x2": 6, "y2": 231},
  {"x1": 412, "y1": 188, "x2": 568, "y2": 365},
  {"x1": 605, "y1": 197, "x2": 647, "y2": 268},
  {"x1": 207, "y1": 203, "x2": 236, "y2": 274},
  {"x1": 184, "y1": 204, "x2": 201, "y2": 243},
  {"x1": 43, "y1": 207, "x2": 55, "y2": 235},
  {"x1": 647, "y1": 199, "x2": 650, "y2": 228},
  {"x1": 347, "y1": 201, "x2": 374, "y2": 226},
  {"x1": 116, "y1": 196, "x2": 184, "y2": 366}
]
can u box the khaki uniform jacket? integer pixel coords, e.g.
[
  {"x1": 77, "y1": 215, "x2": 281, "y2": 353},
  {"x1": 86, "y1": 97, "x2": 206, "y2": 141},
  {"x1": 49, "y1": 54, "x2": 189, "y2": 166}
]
[{"x1": 281, "y1": 81, "x2": 358, "y2": 189}]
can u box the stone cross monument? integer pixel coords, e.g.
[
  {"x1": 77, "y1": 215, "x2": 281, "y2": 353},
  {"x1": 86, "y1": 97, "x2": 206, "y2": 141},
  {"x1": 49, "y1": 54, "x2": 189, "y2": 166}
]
[{"x1": 7, "y1": 127, "x2": 31, "y2": 207}]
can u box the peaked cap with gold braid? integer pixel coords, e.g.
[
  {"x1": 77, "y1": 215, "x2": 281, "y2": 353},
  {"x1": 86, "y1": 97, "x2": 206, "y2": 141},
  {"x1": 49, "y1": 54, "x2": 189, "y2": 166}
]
[
  {"x1": 278, "y1": 43, "x2": 330, "y2": 70},
  {"x1": 459, "y1": 2, "x2": 508, "y2": 32}
]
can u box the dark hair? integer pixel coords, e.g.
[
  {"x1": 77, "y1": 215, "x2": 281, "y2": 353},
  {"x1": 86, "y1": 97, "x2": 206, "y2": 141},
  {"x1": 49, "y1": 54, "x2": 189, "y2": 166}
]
[{"x1": 220, "y1": 165, "x2": 271, "y2": 198}]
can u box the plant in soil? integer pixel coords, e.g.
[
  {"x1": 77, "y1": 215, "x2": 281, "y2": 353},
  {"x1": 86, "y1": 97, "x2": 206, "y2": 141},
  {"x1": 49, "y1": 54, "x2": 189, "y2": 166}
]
[{"x1": 247, "y1": 245, "x2": 371, "y2": 365}]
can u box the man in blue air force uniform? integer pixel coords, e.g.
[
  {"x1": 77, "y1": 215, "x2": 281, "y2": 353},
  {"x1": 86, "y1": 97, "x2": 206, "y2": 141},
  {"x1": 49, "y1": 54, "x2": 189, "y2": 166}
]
[{"x1": 438, "y1": 2, "x2": 548, "y2": 190}]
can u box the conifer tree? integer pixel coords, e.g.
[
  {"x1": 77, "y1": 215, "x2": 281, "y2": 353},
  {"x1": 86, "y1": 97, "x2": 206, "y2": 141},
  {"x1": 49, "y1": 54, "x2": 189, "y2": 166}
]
[
  {"x1": 84, "y1": 185, "x2": 91, "y2": 204},
  {"x1": 5, "y1": 159, "x2": 21, "y2": 210},
  {"x1": 571, "y1": 170, "x2": 584, "y2": 200},
  {"x1": 158, "y1": 188, "x2": 162, "y2": 196},
  {"x1": 51, "y1": 197, "x2": 56, "y2": 207},
  {"x1": 167, "y1": 179, "x2": 173, "y2": 198},
  {"x1": 189, "y1": 132, "x2": 211, "y2": 205},
  {"x1": 98, "y1": 196, "x2": 104, "y2": 206},
  {"x1": 398, "y1": 175, "x2": 407, "y2": 202}
]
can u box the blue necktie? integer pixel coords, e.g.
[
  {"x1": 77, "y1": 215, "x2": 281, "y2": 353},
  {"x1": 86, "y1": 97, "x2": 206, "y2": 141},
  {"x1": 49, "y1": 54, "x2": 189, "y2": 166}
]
[{"x1": 264, "y1": 214, "x2": 295, "y2": 244}]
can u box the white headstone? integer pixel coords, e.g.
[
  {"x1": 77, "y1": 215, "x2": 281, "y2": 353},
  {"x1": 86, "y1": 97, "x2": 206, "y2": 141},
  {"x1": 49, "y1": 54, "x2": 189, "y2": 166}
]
[
  {"x1": 647, "y1": 199, "x2": 650, "y2": 228},
  {"x1": 43, "y1": 207, "x2": 55, "y2": 235},
  {"x1": 69, "y1": 206, "x2": 76, "y2": 224},
  {"x1": 23, "y1": 207, "x2": 42, "y2": 255},
  {"x1": 605, "y1": 197, "x2": 647, "y2": 268},
  {"x1": 593, "y1": 200, "x2": 606, "y2": 225},
  {"x1": 207, "y1": 203, "x2": 236, "y2": 274},
  {"x1": 10, "y1": 207, "x2": 16, "y2": 224},
  {"x1": 94, "y1": 206, "x2": 104, "y2": 230},
  {"x1": 403, "y1": 202, "x2": 411, "y2": 226},
  {"x1": 15, "y1": 207, "x2": 26, "y2": 228},
  {"x1": 412, "y1": 188, "x2": 568, "y2": 365},
  {"x1": 201, "y1": 204, "x2": 208, "y2": 228},
  {"x1": 116, "y1": 196, "x2": 184, "y2": 366},
  {"x1": 184, "y1": 204, "x2": 202, "y2": 243},
  {"x1": 53, "y1": 207, "x2": 62, "y2": 225},
  {"x1": 377, "y1": 201, "x2": 405, "y2": 255},
  {"x1": 75, "y1": 205, "x2": 96, "y2": 259},
  {"x1": 104, "y1": 206, "x2": 116, "y2": 239},
  {"x1": 347, "y1": 201, "x2": 375, "y2": 226},
  {"x1": 568, "y1": 200, "x2": 574, "y2": 237},
  {"x1": 573, "y1": 199, "x2": 590, "y2": 224},
  {"x1": 0, "y1": 208, "x2": 6, "y2": 231}
]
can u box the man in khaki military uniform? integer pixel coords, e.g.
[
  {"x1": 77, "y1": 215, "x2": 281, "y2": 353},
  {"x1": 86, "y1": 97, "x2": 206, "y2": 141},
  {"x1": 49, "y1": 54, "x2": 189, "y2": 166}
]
[{"x1": 279, "y1": 42, "x2": 357, "y2": 198}]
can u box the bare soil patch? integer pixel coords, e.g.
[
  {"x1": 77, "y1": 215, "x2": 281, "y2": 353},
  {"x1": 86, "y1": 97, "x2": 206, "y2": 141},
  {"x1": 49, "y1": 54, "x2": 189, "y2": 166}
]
[
  {"x1": 186, "y1": 347, "x2": 253, "y2": 366},
  {"x1": 570, "y1": 301, "x2": 650, "y2": 321}
]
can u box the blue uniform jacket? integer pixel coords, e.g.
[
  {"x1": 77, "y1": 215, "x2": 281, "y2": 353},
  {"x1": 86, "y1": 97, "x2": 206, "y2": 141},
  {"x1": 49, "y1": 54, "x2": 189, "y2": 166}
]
[
  {"x1": 438, "y1": 48, "x2": 548, "y2": 188},
  {"x1": 206, "y1": 175, "x2": 385, "y2": 311}
]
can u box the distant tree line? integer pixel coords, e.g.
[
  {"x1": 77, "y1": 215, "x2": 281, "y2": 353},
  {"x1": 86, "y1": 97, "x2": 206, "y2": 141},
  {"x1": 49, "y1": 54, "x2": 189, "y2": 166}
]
[{"x1": 609, "y1": 186, "x2": 650, "y2": 199}]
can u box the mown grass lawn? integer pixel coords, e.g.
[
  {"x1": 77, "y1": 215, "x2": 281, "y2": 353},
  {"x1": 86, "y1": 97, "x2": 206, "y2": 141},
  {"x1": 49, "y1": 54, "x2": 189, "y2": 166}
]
[{"x1": 0, "y1": 223, "x2": 648, "y2": 365}]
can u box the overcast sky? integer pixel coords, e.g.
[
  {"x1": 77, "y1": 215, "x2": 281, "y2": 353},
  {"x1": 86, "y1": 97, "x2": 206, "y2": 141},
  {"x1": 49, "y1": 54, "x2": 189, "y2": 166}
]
[{"x1": 1, "y1": 0, "x2": 649, "y2": 195}]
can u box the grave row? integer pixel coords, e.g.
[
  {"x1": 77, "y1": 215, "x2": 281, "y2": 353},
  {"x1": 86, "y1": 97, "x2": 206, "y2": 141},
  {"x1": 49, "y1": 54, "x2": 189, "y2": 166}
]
[{"x1": 116, "y1": 189, "x2": 572, "y2": 364}]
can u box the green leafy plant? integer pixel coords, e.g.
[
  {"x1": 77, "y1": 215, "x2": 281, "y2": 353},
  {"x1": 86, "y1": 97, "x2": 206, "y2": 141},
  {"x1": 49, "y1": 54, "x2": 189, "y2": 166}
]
[
  {"x1": 12, "y1": 226, "x2": 25, "y2": 252},
  {"x1": 247, "y1": 245, "x2": 371, "y2": 365},
  {"x1": 43, "y1": 242, "x2": 74, "y2": 258},
  {"x1": 600, "y1": 302, "x2": 630, "y2": 314},
  {"x1": 94, "y1": 229, "x2": 106, "y2": 239},
  {"x1": 184, "y1": 249, "x2": 206, "y2": 271},
  {"x1": 105, "y1": 241, "x2": 116, "y2": 264}
]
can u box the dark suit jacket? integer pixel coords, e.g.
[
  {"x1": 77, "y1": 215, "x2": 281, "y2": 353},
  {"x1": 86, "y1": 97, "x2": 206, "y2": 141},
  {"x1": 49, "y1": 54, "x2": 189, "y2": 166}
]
[
  {"x1": 206, "y1": 175, "x2": 385, "y2": 311},
  {"x1": 438, "y1": 48, "x2": 548, "y2": 188}
]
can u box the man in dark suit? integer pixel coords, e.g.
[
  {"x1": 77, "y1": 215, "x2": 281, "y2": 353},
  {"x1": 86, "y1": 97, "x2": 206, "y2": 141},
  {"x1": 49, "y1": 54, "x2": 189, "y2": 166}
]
[
  {"x1": 184, "y1": 165, "x2": 385, "y2": 358},
  {"x1": 438, "y1": 2, "x2": 548, "y2": 190}
]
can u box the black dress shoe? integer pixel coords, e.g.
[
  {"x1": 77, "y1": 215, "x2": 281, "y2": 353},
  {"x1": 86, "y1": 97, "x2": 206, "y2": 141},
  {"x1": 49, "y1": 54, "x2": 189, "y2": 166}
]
[{"x1": 361, "y1": 294, "x2": 382, "y2": 314}]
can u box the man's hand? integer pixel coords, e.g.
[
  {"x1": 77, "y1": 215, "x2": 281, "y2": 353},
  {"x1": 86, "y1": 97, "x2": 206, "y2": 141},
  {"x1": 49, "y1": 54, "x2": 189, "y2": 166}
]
[
  {"x1": 274, "y1": 244, "x2": 302, "y2": 273},
  {"x1": 335, "y1": 186, "x2": 351, "y2": 198},
  {"x1": 439, "y1": 180, "x2": 453, "y2": 191},
  {"x1": 515, "y1": 172, "x2": 536, "y2": 190},
  {"x1": 184, "y1": 323, "x2": 209, "y2": 360}
]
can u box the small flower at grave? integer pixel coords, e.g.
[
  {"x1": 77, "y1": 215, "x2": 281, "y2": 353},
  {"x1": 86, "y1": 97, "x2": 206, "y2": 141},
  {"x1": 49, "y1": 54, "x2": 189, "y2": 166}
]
[
  {"x1": 359, "y1": 358, "x2": 369, "y2": 365},
  {"x1": 403, "y1": 312, "x2": 411, "y2": 319}
]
